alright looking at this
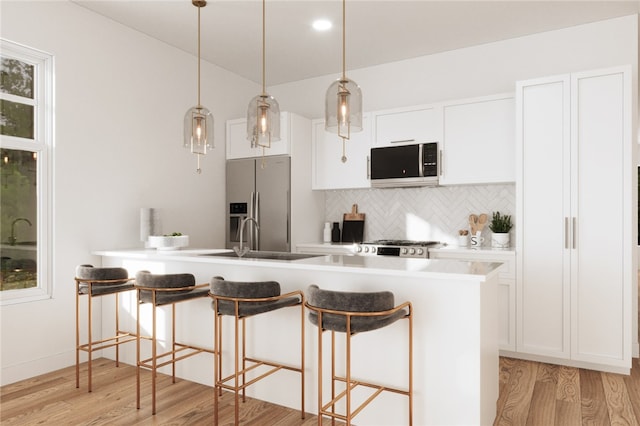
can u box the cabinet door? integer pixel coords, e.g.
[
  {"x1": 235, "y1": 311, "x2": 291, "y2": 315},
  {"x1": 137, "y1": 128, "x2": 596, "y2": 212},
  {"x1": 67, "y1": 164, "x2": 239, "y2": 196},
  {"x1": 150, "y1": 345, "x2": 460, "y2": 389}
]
[
  {"x1": 226, "y1": 115, "x2": 290, "y2": 160},
  {"x1": 440, "y1": 94, "x2": 515, "y2": 185},
  {"x1": 516, "y1": 76, "x2": 571, "y2": 359},
  {"x1": 429, "y1": 250, "x2": 516, "y2": 351},
  {"x1": 373, "y1": 106, "x2": 441, "y2": 147},
  {"x1": 311, "y1": 115, "x2": 371, "y2": 190},
  {"x1": 570, "y1": 67, "x2": 631, "y2": 366}
]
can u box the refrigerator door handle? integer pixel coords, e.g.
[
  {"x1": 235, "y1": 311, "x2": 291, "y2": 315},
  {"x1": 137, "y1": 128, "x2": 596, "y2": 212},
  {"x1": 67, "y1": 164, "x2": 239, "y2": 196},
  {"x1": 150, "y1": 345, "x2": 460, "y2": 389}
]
[
  {"x1": 249, "y1": 191, "x2": 255, "y2": 250},
  {"x1": 254, "y1": 192, "x2": 260, "y2": 250}
]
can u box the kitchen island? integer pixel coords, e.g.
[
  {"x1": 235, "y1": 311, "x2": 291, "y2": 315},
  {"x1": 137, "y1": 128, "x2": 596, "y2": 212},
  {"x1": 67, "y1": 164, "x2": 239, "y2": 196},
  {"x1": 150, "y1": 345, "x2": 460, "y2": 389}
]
[{"x1": 94, "y1": 248, "x2": 502, "y2": 425}]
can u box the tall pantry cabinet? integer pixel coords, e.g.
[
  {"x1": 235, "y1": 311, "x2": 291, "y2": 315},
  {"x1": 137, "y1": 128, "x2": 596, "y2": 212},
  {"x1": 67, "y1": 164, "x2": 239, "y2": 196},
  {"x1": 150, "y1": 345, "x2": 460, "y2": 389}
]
[{"x1": 516, "y1": 66, "x2": 634, "y2": 372}]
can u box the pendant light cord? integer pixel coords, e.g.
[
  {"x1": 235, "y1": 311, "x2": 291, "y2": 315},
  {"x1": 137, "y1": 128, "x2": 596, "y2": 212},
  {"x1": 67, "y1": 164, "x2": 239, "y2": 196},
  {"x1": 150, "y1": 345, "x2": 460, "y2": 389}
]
[
  {"x1": 262, "y1": 0, "x2": 266, "y2": 96},
  {"x1": 197, "y1": 4, "x2": 202, "y2": 107},
  {"x1": 342, "y1": 0, "x2": 346, "y2": 81}
]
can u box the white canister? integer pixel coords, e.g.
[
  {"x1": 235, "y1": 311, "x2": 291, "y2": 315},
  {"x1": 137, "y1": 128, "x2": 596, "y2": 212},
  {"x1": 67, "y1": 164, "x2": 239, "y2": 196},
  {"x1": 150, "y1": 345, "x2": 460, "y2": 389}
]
[{"x1": 323, "y1": 222, "x2": 331, "y2": 243}]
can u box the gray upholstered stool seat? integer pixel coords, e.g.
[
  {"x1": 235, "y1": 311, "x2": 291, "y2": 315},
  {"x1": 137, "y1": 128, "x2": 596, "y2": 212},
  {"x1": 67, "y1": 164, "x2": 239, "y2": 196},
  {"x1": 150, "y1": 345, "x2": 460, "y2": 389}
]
[
  {"x1": 305, "y1": 284, "x2": 414, "y2": 425},
  {"x1": 209, "y1": 276, "x2": 305, "y2": 425},
  {"x1": 136, "y1": 271, "x2": 209, "y2": 305},
  {"x1": 211, "y1": 277, "x2": 301, "y2": 317},
  {"x1": 76, "y1": 264, "x2": 134, "y2": 296},
  {"x1": 306, "y1": 284, "x2": 408, "y2": 334},
  {"x1": 74, "y1": 264, "x2": 137, "y2": 392},
  {"x1": 134, "y1": 271, "x2": 214, "y2": 415}
]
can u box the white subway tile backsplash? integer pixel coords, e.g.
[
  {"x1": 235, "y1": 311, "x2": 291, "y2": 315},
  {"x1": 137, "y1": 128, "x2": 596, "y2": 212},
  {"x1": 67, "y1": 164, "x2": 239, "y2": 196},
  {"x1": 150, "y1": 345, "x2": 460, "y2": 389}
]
[{"x1": 325, "y1": 184, "x2": 515, "y2": 245}]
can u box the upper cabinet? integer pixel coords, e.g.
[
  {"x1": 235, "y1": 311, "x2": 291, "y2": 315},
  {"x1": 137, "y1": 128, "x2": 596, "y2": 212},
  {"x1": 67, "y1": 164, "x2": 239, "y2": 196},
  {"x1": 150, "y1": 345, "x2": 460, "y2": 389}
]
[
  {"x1": 311, "y1": 114, "x2": 371, "y2": 190},
  {"x1": 373, "y1": 105, "x2": 441, "y2": 147},
  {"x1": 226, "y1": 113, "x2": 291, "y2": 160},
  {"x1": 439, "y1": 93, "x2": 515, "y2": 185}
]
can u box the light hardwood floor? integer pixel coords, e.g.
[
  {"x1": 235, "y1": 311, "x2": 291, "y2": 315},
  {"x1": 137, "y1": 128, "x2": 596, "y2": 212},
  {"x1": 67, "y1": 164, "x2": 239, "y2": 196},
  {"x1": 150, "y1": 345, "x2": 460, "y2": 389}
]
[{"x1": 1, "y1": 357, "x2": 639, "y2": 425}]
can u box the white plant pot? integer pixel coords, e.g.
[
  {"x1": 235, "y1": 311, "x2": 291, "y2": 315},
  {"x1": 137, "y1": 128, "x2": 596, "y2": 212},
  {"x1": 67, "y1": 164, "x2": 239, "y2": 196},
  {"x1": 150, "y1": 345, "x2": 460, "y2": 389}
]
[
  {"x1": 491, "y1": 232, "x2": 510, "y2": 249},
  {"x1": 147, "y1": 235, "x2": 189, "y2": 250}
]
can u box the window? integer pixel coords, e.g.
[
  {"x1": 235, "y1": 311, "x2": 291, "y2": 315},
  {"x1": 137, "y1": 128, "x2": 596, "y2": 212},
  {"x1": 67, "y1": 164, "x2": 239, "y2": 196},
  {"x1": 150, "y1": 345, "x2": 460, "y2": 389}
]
[{"x1": 0, "y1": 39, "x2": 53, "y2": 304}]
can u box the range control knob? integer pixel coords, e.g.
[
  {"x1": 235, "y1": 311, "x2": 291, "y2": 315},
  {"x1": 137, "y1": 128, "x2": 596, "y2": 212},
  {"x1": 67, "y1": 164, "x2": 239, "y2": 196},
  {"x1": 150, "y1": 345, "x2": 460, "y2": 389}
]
[
  {"x1": 409, "y1": 248, "x2": 416, "y2": 255},
  {"x1": 417, "y1": 248, "x2": 424, "y2": 255},
  {"x1": 371, "y1": 247, "x2": 377, "y2": 254},
  {"x1": 356, "y1": 245, "x2": 363, "y2": 253},
  {"x1": 364, "y1": 246, "x2": 369, "y2": 253},
  {"x1": 401, "y1": 248, "x2": 408, "y2": 255}
]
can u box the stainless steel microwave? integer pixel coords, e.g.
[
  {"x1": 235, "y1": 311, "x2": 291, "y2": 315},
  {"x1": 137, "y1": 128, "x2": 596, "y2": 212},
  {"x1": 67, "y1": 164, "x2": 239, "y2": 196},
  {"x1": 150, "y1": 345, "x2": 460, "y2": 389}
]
[{"x1": 370, "y1": 142, "x2": 439, "y2": 188}]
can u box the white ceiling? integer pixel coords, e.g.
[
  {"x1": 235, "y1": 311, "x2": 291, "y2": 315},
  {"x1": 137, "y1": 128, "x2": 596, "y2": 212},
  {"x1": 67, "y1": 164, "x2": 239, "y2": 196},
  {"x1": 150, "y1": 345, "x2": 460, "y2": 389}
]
[{"x1": 72, "y1": 1, "x2": 640, "y2": 86}]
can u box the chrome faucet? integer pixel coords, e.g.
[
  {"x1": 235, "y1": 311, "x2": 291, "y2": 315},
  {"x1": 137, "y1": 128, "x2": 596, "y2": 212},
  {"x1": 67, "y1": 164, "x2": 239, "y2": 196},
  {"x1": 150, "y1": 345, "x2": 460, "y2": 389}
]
[
  {"x1": 9, "y1": 218, "x2": 32, "y2": 246},
  {"x1": 238, "y1": 217, "x2": 259, "y2": 254}
]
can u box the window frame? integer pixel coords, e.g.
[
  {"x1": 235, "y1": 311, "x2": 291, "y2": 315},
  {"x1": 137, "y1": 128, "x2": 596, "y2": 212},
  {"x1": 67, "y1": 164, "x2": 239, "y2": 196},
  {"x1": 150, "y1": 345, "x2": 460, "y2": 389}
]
[{"x1": 1, "y1": 39, "x2": 54, "y2": 304}]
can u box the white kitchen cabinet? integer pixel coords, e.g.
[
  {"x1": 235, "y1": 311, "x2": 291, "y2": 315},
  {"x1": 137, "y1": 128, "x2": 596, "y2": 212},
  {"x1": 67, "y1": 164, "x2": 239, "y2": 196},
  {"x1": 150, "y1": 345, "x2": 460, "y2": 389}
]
[
  {"x1": 373, "y1": 105, "x2": 441, "y2": 147},
  {"x1": 439, "y1": 93, "x2": 515, "y2": 185},
  {"x1": 429, "y1": 248, "x2": 516, "y2": 352},
  {"x1": 225, "y1": 113, "x2": 291, "y2": 160},
  {"x1": 516, "y1": 66, "x2": 633, "y2": 372},
  {"x1": 311, "y1": 114, "x2": 371, "y2": 190}
]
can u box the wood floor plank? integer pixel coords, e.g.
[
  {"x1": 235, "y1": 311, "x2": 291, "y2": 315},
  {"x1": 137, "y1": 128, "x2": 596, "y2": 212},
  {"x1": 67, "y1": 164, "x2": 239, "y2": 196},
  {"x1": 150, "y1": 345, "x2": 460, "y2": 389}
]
[
  {"x1": 623, "y1": 357, "x2": 640, "y2": 423},
  {"x1": 602, "y1": 372, "x2": 638, "y2": 426},
  {"x1": 525, "y1": 381, "x2": 556, "y2": 426},
  {"x1": 556, "y1": 365, "x2": 581, "y2": 403},
  {"x1": 580, "y1": 368, "x2": 610, "y2": 425},
  {"x1": 495, "y1": 359, "x2": 538, "y2": 426},
  {"x1": 554, "y1": 400, "x2": 582, "y2": 426}
]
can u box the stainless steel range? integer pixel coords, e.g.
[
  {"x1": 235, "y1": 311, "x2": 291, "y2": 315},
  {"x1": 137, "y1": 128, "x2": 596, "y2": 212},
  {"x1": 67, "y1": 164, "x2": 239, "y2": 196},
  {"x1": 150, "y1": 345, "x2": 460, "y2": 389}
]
[{"x1": 355, "y1": 240, "x2": 441, "y2": 258}]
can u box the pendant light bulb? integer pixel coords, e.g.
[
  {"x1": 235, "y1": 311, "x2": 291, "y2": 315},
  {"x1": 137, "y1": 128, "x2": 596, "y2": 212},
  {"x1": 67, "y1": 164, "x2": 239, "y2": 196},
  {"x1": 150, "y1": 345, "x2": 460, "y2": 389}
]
[
  {"x1": 247, "y1": 0, "x2": 280, "y2": 149},
  {"x1": 183, "y1": 0, "x2": 214, "y2": 174},
  {"x1": 325, "y1": 0, "x2": 362, "y2": 141}
]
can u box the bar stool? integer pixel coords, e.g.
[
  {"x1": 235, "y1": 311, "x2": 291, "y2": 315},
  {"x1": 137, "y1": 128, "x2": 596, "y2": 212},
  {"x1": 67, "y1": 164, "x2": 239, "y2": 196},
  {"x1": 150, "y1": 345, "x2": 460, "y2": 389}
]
[
  {"x1": 135, "y1": 270, "x2": 214, "y2": 415},
  {"x1": 209, "y1": 276, "x2": 305, "y2": 425},
  {"x1": 305, "y1": 284, "x2": 413, "y2": 425},
  {"x1": 75, "y1": 264, "x2": 137, "y2": 392}
]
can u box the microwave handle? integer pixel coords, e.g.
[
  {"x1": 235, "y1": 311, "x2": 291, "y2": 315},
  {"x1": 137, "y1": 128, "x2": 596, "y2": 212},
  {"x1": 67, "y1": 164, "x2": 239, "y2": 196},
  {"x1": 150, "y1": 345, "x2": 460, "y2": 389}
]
[
  {"x1": 390, "y1": 138, "x2": 416, "y2": 144},
  {"x1": 418, "y1": 143, "x2": 424, "y2": 177},
  {"x1": 439, "y1": 150, "x2": 443, "y2": 176}
]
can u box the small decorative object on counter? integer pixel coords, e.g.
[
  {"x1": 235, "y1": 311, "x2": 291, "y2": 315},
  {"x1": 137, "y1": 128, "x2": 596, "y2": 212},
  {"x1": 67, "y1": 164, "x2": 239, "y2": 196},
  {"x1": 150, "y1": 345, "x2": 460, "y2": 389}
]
[
  {"x1": 489, "y1": 211, "x2": 512, "y2": 249},
  {"x1": 323, "y1": 222, "x2": 331, "y2": 243},
  {"x1": 331, "y1": 222, "x2": 341, "y2": 243},
  {"x1": 470, "y1": 232, "x2": 484, "y2": 247},
  {"x1": 457, "y1": 229, "x2": 469, "y2": 247}
]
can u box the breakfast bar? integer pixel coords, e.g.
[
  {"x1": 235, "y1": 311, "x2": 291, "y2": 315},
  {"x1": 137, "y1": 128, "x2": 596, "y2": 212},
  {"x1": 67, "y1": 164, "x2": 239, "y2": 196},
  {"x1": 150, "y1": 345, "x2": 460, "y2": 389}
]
[{"x1": 94, "y1": 249, "x2": 502, "y2": 426}]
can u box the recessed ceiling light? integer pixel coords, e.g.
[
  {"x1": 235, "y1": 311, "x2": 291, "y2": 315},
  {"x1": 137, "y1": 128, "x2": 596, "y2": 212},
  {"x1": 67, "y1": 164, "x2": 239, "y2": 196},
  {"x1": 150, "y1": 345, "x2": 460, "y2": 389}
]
[{"x1": 312, "y1": 19, "x2": 332, "y2": 31}]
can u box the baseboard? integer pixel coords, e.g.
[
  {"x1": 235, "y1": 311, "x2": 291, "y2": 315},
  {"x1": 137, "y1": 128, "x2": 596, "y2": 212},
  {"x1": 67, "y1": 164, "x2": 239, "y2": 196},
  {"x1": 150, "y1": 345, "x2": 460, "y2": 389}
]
[
  {"x1": 499, "y1": 350, "x2": 631, "y2": 375},
  {"x1": 1, "y1": 350, "x2": 75, "y2": 386}
]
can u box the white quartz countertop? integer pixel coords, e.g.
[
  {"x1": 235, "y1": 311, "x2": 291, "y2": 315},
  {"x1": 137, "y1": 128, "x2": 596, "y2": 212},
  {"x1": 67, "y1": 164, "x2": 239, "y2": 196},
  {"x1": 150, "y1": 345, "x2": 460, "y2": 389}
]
[
  {"x1": 429, "y1": 244, "x2": 516, "y2": 255},
  {"x1": 93, "y1": 248, "x2": 504, "y2": 281}
]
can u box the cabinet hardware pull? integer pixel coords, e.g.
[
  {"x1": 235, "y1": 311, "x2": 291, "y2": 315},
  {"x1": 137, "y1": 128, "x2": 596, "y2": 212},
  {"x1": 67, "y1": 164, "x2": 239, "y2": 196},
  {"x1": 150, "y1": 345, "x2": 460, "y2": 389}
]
[
  {"x1": 390, "y1": 139, "x2": 415, "y2": 144},
  {"x1": 572, "y1": 217, "x2": 577, "y2": 249},
  {"x1": 366, "y1": 155, "x2": 371, "y2": 179},
  {"x1": 439, "y1": 150, "x2": 443, "y2": 176},
  {"x1": 564, "y1": 217, "x2": 569, "y2": 249}
]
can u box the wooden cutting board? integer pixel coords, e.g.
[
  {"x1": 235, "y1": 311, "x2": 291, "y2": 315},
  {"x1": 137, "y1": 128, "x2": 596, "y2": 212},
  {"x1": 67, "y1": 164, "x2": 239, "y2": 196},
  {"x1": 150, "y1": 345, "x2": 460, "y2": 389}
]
[{"x1": 342, "y1": 204, "x2": 365, "y2": 243}]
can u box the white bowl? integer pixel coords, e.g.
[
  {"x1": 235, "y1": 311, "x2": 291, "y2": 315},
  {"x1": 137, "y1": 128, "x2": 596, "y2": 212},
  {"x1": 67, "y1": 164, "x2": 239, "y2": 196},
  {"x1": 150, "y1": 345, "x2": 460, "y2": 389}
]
[{"x1": 147, "y1": 235, "x2": 189, "y2": 250}]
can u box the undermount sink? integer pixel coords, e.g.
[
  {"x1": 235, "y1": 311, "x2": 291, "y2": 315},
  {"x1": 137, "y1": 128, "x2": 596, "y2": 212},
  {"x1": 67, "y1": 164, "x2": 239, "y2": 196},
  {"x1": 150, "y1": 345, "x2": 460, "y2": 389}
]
[{"x1": 201, "y1": 251, "x2": 322, "y2": 261}]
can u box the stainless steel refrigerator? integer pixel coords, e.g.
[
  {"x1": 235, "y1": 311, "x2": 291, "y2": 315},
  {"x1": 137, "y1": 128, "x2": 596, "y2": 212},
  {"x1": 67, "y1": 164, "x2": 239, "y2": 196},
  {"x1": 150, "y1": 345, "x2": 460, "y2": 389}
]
[{"x1": 225, "y1": 156, "x2": 291, "y2": 252}]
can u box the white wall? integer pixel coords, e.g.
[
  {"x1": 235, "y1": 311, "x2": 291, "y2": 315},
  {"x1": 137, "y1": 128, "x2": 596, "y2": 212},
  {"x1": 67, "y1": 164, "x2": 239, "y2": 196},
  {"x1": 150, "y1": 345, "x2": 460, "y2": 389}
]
[
  {"x1": 272, "y1": 14, "x2": 638, "y2": 119},
  {"x1": 0, "y1": 0, "x2": 259, "y2": 385}
]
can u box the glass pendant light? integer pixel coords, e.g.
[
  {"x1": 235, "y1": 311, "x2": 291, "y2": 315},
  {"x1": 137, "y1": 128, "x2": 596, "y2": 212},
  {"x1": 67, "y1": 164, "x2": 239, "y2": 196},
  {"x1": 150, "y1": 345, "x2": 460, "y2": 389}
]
[
  {"x1": 247, "y1": 0, "x2": 280, "y2": 150},
  {"x1": 325, "y1": 0, "x2": 362, "y2": 162},
  {"x1": 183, "y1": 0, "x2": 213, "y2": 174}
]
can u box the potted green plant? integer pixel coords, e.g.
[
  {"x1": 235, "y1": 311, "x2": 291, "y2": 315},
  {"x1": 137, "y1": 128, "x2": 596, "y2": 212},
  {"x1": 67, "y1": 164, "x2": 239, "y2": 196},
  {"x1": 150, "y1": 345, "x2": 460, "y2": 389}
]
[{"x1": 489, "y1": 211, "x2": 512, "y2": 248}]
